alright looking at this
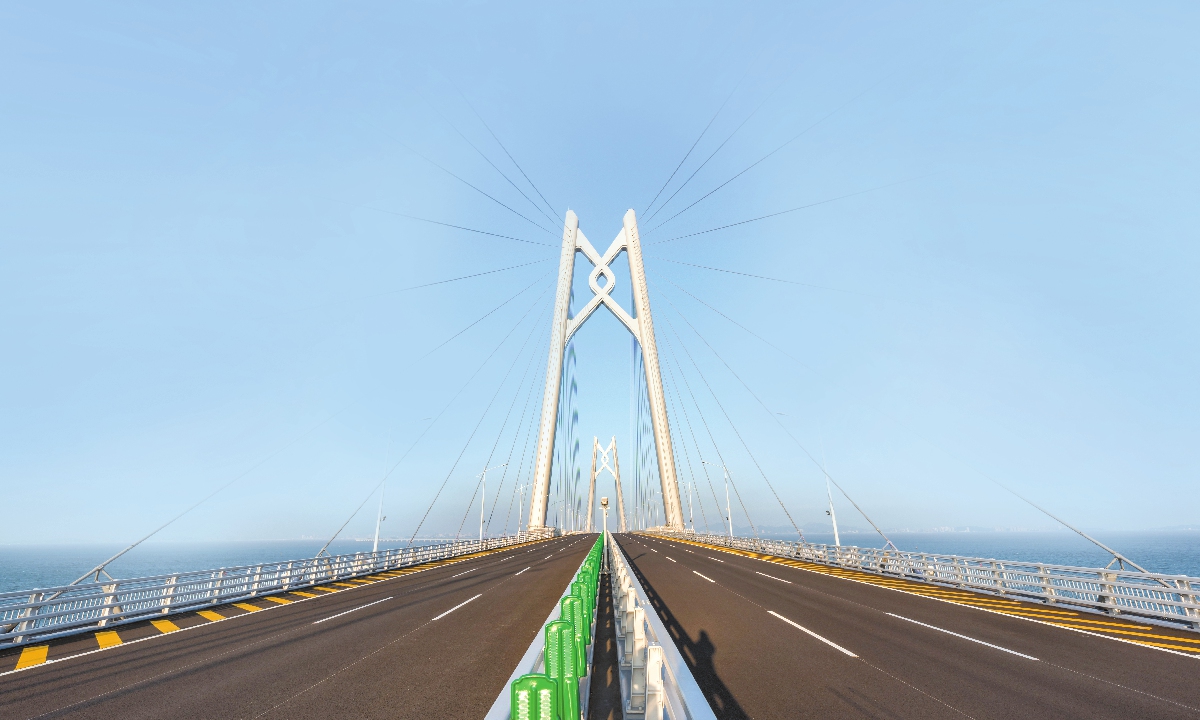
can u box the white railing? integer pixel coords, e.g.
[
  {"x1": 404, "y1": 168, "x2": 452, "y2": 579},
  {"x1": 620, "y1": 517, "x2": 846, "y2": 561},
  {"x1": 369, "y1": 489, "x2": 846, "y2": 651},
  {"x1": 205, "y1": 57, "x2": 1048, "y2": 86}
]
[
  {"x1": 651, "y1": 531, "x2": 1200, "y2": 631},
  {"x1": 609, "y1": 532, "x2": 717, "y2": 720},
  {"x1": 0, "y1": 530, "x2": 556, "y2": 647}
]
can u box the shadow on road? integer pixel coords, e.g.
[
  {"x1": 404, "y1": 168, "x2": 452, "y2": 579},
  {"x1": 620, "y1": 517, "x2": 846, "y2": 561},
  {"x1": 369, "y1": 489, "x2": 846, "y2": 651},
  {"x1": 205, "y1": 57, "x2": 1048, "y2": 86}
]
[{"x1": 620, "y1": 541, "x2": 748, "y2": 720}]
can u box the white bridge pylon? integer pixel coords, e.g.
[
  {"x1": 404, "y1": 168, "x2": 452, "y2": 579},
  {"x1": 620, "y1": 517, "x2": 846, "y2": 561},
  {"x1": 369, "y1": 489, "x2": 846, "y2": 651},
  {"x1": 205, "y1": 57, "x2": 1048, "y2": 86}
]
[{"x1": 527, "y1": 209, "x2": 684, "y2": 531}]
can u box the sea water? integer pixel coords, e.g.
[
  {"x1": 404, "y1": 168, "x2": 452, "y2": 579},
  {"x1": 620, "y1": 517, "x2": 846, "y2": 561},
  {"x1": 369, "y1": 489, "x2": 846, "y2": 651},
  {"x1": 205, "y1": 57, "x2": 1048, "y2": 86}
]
[
  {"x1": 1, "y1": 532, "x2": 1197, "y2": 594},
  {"x1": 0, "y1": 539, "x2": 448, "y2": 594}
]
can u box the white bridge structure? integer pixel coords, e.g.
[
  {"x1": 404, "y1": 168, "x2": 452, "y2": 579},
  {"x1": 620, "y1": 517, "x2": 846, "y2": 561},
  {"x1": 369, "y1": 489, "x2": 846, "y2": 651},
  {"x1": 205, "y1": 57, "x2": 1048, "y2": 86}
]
[{"x1": 529, "y1": 210, "x2": 683, "y2": 532}]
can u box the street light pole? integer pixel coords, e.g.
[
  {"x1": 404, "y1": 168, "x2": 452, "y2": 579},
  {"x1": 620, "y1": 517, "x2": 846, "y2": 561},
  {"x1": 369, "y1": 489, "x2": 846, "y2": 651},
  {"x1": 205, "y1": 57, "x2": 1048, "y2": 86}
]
[
  {"x1": 477, "y1": 464, "x2": 507, "y2": 545},
  {"x1": 704, "y1": 461, "x2": 733, "y2": 539}
]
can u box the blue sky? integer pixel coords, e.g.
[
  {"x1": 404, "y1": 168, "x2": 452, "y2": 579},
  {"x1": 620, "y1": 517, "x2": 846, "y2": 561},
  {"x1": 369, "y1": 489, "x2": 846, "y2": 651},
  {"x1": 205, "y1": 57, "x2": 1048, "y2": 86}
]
[{"x1": 2, "y1": 1, "x2": 1197, "y2": 545}]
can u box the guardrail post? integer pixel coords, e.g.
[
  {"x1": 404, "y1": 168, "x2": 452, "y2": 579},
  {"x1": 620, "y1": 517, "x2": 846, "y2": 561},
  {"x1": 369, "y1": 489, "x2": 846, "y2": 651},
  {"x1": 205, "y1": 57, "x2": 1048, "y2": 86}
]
[
  {"x1": 1039, "y1": 565, "x2": 1057, "y2": 604},
  {"x1": 250, "y1": 565, "x2": 263, "y2": 597},
  {"x1": 646, "y1": 643, "x2": 665, "y2": 720},
  {"x1": 1177, "y1": 579, "x2": 1200, "y2": 630},
  {"x1": 13, "y1": 593, "x2": 43, "y2": 645},
  {"x1": 629, "y1": 606, "x2": 647, "y2": 712},
  {"x1": 160, "y1": 575, "x2": 178, "y2": 614},
  {"x1": 98, "y1": 583, "x2": 120, "y2": 626},
  {"x1": 1098, "y1": 572, "x2": 1120, "y2": 615}
]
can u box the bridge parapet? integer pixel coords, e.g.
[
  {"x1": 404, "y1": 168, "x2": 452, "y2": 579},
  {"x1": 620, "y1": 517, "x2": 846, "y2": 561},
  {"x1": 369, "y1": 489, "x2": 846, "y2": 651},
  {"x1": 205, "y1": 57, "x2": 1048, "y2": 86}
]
[
  {"x1": 650, "y1": 530, "x2": 1200, "y2": 632},
  {"x1": 0, "y1": 529, "x2": 556, "y2": 648},
  {"x1": 607, "y1": 532, "x2": 716, "y2": 720}
]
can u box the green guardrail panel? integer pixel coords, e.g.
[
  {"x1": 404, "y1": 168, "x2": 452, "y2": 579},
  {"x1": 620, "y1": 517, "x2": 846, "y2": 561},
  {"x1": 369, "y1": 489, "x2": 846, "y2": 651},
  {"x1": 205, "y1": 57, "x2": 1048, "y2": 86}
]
[
  {"x1": 545, "y1": 620, "x2": 572, "y2": 683},
  {"x1": 547, "y1": 619, "x2": 579, "y2": 720},
  {"x1": 511, "y1": 673, "x2": 558, "y2": 720},
  {"x1": 561, "y1": 595, "x2": 586, "y2": 676}
]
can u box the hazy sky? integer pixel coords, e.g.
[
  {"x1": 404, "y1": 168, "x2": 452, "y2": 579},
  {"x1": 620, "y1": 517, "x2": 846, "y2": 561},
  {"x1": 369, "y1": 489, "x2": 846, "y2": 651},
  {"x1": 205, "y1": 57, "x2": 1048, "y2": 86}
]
[{"x1": 3, "y1": 1, "x2": 1198, "y2": 546}]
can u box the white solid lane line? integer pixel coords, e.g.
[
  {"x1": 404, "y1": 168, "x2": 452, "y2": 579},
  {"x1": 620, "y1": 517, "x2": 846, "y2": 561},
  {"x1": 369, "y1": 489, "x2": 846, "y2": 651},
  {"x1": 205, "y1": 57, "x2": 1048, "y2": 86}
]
[
  {"x1": 515, "y1": 567, "x2": 531, "y2": 576},
  {"x1": 451, "y1": 568, "x2": 477, "y2": 578},
  {"x1": 769, "y1": 611, "x2": 858, "y2": 657},
  {"x1": 432, "y1": 594, "x2": 483, "y2": 621},
  {"x1": 756, "y1": 571, "x2": 791, "y2": 584},
  {"x1": 666, "y1": 557, "x2": 676, "y2": 563},
  {"x1": 313, "y1": 597, "x2": 393, "y2": 625},
  {"x1": 887, "y1": 613, "x2": 1039, "y2": 661},
  {"x1": 693, "y1": 571, "x2": 715, "y2": 583}
]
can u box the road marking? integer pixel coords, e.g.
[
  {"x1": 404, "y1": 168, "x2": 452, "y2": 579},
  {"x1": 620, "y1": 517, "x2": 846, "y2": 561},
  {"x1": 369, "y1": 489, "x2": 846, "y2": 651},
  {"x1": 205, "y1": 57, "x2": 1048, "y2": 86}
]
[
  {"x1": 769, "y1": 611, "x2": 858, "y2": 657},
  {"x1": 709, "y1": 557, "x2": 724, "y2": 563},
  {"x1": 95, "y1": 631, "x2": 122, "y2": 649},
  {"x1": 333, "y1": 582, "x2": 357, "y2": 588},
  {"x1": 198, "y1": 610, "x2": 224, "y2": 622},
  {"x1": 651, "y1": 549, "x2": 659, "y2": 553},
  {"x1": 15, "y1": 645, "x2": 48, "y2": 669},
  {"x1": 234, "y1": 603, "x2": 261, "y2": 612},
  {"x1": 432, "y1": 593, "x2": 482, "y2": 621},
  {"x1": 313, "y1": 597, "x2": 393, "y2": 625},
  {"x1": 756, "y1": 571, "x2": 792, "y2": 584},
  {"x1": 693, "y1": 571, "x2": 715, "y2": 583},
  {"x1": 451, "y1": 568, "x2": 477, "y2": 578},
  {"x1": 666, "y1": 557, "x2": 677, "y2": 562},
  {"x1": 887, "y1": 613, "x2": 1039, "y2": 661},
  {"x1": 290, "y1": 591, "x2": 319, "y2": 598},
  {"x1": 265, "y1": 596, "x2": 292, "y2": 604},
  {"x1": 667, "y1": 536, "x2": 1200, "y2": 658},
  {"x1": 314, "y1": 586, "x2": 338, "y2": 592},
  {"x1": 515, "y1": 567, "x2": 531, "y2": 576},
  {"x1": 151, "y1": 619, "x2": 180, "y2": 634}
]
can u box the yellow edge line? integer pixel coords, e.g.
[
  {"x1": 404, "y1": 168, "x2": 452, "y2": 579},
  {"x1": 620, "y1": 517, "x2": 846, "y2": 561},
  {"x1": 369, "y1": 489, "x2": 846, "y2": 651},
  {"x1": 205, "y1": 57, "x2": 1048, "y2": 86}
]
[
  {"x1": 0, "y1": 536, "x2": 556, "y2": 676},
  {"x1": 654, "y1": 535, "x2": 1200, "y2": 659}
]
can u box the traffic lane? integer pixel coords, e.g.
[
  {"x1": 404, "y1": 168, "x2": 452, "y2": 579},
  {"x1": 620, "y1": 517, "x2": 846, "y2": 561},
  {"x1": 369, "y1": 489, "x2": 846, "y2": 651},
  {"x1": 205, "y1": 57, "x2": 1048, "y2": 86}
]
[
  {"x1": 275, "y1": 534, "x2": 600, "y2": 720},
  {"x1": 647, "y1": 534, "x2": 1200, "y2": 712},
  {"x1": 0, "y1": 535, "x2": 570, "y2": 675},
  {"x1": 649, "y1": 534, "x2": 1200, "y2": 656},
  {"x1": 631, "y1": 536, "x2": 1200, "y2": 720},
  {"x1": 1, "y1": 535, "x2": 573, "y2": 694},
  {"x1": 616, "y1": 535, "x2": 967, "y2": 720},
  {"x1": 1, "y1": 535, "x2": 590, "y2": 719},
  {"x1": 2, "y1": 535, "x2": 589, "y2": 720}
]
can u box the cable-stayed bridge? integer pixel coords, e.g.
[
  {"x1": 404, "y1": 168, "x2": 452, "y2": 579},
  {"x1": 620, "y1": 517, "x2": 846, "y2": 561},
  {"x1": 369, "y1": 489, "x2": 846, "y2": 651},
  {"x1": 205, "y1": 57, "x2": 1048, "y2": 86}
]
[{"x1": 2, "y1": 207, "x2": 1199, "y2": 720}]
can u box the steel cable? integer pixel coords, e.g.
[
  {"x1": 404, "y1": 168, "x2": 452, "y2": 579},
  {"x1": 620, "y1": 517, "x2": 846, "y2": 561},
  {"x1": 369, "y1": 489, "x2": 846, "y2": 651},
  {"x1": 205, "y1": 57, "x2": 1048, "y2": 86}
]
[
  {"x1": 645, "y1": 79, "x2": 888, "y2": 235},
  {"x1": 657, "y1": 322, "x2": 759, "y2": 538},
  {"x1": 660, "y1": 307, "x2": 801, "y2": 540},
  {"x1": 424, "y1": 97, "x2": 560, "y2": 228},
  {"x1": 365, "y1": 206, "x2": 553, "y2": 247},
  {"x1": 402, "y1": 283, "x2": 555, "y2": 545},
  {"x1": 446, "y1": 77, "x2": 560, "y2": 221}
]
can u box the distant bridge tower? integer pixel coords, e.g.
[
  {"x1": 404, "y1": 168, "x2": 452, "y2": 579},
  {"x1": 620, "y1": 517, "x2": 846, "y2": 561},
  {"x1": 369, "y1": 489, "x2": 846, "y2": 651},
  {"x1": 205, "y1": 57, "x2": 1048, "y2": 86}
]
[{"x1": 527, "y1": 210, "x2": 684, "y2": 531}]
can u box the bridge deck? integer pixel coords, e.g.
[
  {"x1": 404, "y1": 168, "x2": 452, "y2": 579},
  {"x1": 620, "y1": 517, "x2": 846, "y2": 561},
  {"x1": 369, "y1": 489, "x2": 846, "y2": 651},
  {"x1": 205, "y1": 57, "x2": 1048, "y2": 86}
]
[
  {"x1": 617, "y1": 533, "x2": 1200, "y2": 720},
  {"x1": 0, "y1": 535, "x2": 596, "y2": 719}
]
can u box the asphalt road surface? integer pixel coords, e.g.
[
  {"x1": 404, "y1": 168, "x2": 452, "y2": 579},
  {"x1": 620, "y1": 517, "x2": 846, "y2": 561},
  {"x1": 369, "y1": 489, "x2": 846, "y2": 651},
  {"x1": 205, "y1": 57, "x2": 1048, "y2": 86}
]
[
  {"x1": 617, "y1": 533, "x2": 1200, "y2": 720},
  {"x1": 0, "y1": 534, "x2": 597, "y2": 719}
]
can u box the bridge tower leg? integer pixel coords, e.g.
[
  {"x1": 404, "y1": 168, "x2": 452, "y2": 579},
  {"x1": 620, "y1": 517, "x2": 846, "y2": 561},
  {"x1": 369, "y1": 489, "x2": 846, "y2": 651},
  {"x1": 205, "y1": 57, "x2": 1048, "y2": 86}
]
[
  {"x1": 607, "y1": 436, "x2": 629, "y2": 532},
  {"x1": 527, "y1": 210, "x2": 684, "y2": 531},
  {"x1": 585, "y1": 437, "x2": 598, "y2": 533}
]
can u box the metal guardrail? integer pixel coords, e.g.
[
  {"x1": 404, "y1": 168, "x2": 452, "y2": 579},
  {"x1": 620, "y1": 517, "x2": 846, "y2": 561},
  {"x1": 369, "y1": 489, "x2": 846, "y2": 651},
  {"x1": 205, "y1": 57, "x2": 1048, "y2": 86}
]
[
  {"x1": 0, "y1": 530, "x2": 556, "y2": 647},
  {"x1": 652, "y1": 530, "x2": 1200, "y2": 631},
  {"x1": 609, "y1": 532, "x2": 717, "y2": 720}
]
